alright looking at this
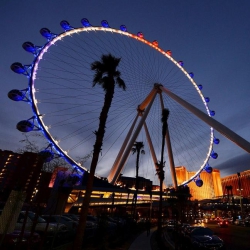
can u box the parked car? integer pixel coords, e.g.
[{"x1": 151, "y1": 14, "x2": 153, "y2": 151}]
[
  {"x1": 186, "y1": 227, "x2": 225, "y2": 249},
  {"x1": 98, "y1": 215, "x2": 117, "y2": 230},
  {"x1": 87, "y1": 215, "x2": 98, "y2": 223},
  {"x1": 41, "y1": 215, "x2": 78, "y2": 233},
  {"x1": 112, "y1": 216, "x2": 126, "y2": 226},
  {"x1": 62, "y1": 213, "x2": 79, "y2": 222},
  {"x1": 182, "y1": 225, "x2": 204, "y2": 237},
  {"x1": 14, "y1": 211, "x2": 69, "y2": 245},
  {"x1": 0, "y1": 230, "x2": 41, "y2": 250},
  {"x1": 0, "y1": 210, "x2": 68, "y2": 238},
  {"x1": 107, "y1": 216, "x2": 122, "y2": 226}
]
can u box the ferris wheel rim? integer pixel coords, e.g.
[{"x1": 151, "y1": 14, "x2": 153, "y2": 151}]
[{"x1": 23, "y1": 24, "x2": 214, "y2": 185}]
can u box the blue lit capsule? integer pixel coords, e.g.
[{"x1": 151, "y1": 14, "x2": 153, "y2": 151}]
[
  {"x1": 195, "y1": 179, "x2": 203, "y2": 187},
  {"x1": 205, "y1": 97, "x2": 210, "y2": 103},
  {"x1": 120, "y1": 25, "x2": 127, "y2": 32},
  {"x1": 11, "y1": 62, "x2": 26, "y2": 74},
  {"x1": 68, "y1": 174, "x2": 81, "y2": 186},
  {"x1": 101, "y1": 20, "x2": 110, "y2": 28},
  {"x1": 39, "y1": 149, "x2": 54, "y2": 162},
  {"x1": 189, "y1": 72, "x2": 194, "y2": 78},
  {"x1": 205, "y1": 165, "x2": 213, "y2": 173},
  {"x1": 22, "y1": 42, "x2": 36, "y2": 53},
  {"x1": 211, "y1": 151, "x2": 218, "y2": 159},
  {"x1": 60, "y1": 20, "x2": 73, "y2": 31},
  {"x1": 40, "y1": 28, "x2": 53, "y2": 39},
  {"x1": 213, "y1": 138, "x2": 220, "y2": 144},
  {"x1": 16, "y1": 120, "x2": 34, "y2": 132},
  {"x1": 198, "y1": 84, "x2": 203, "y2": 90},
  {"x1": 8, "y1": 89, "x2": 25, "y2": 101},
  {"x1": 210, "y1": 110, "x2": 215, "y2": 116},
  {"x1": 178, "y1": 61, "x2": 184, "y2": 66},
  {"x1": 81, "y1": 18, "x2": 91, "y2": 27}
]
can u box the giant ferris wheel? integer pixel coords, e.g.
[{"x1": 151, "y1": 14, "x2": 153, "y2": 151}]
[{"x1": 9, "y1": 19, "x2": 249, "y2": 188}]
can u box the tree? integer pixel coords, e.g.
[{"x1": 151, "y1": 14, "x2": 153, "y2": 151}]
[
  {"x1": 175, "y1": 185, "x2": 191, "y2": 223},
  {"x1": 156, "y1": 108, "x2": 169, "y2": 234},
  {"x1": 18, "y1": 132, "x2": 71, "y2": 173},
  {"x1": 74, "y1": 54, "x2": 126, "y2": 249},
  {"x1": 131, "y1": 141, "x2": 145, "y2": 220},
  {"x1": 126, "y1": 184, "x2": 131, "y2": 210},
  {"x1": 146, "y1": 184, "x2": 153, "y2": 220}
]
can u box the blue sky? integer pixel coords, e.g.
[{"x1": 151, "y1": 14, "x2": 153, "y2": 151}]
[{"x1": 1, "y1": 0, "x2": 250, "y2": 185}]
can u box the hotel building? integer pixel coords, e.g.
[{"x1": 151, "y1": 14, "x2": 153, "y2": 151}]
[
  {"x1": 175, "y1": 166, "x2": 223, "y2": 200},
  {"x1": 221, "y1": 170, "x2": 250, "y2": 198}
]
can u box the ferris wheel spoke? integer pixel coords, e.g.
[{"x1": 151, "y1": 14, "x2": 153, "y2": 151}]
[{"x1": 9, "y1": 19, "x2": 219, "y2": 187}]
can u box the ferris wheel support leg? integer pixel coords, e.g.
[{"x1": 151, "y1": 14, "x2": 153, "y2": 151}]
[
  {"x1": 159, "y1": 93, "x2": 178, "y2": 189},
  {"x1": 165, "y1": 129, "x2": 178, "y2": 189},
  {"x1": 161, "y1": 86, "x2": 250, "y2": 154},
  {"x1": 143, "y1": 122, "x2": 167, "y2": 190},
  {"x1": 107, "y1": 114, "x2": 139, "y2": 184},
  {"x1": 138, "y1": 86, "x2": 160, "y2": 111},
  {"x1": 110, "y1": 90, "x2": 158, "y2": 184}
]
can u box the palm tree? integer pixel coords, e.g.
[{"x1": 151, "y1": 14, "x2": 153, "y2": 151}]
[
  {"x1": 175, "y1": 185, "x2": 191, "y2": 223},
  {"x1": 146, "y1": 184, "x2": 153, "y2": 220},
  {"x1": 225, "y1": 185, "x2": 233, "y2": 204},
  {"x1": 125, "y1": 184, "x2": 131, "y2": 209},
  {"x1": 74, "y1": 54, "x2": 126, "y2": 249},
  {"x1": 156, "y1": 108, "x2": 169, "y2": 234},
  {"x1": 131, "y1": 141, "x2": 145, "y2": 220}
]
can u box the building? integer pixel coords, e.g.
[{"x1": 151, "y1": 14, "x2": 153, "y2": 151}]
[
  {"x1": 2, "y1": 149, "x2": 248, "y2": 216},
  {"x1": 117, "y1": 175, "x2": 153, "y2": 190},
  {"x1": 0, "y1": 149, "x2": 51, "y2": 203},
  {"x1": 175, "y1": 166, "x2": 223, "y2": 200},
  {"x1": 221, "y1": 170, "x2": 250, "y2": 199}
]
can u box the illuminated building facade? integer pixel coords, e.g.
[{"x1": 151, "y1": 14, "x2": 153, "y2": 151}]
[
  {"x1": 0, "y1": 149, "x2": 50, "y2": 203},
  {"x1": 117, "y1": 175, "x2": 153, "y2": 190},
  {"x1": 221, "y1": 170, "x2": 250, "y2": 198},
  {"x1": 175, "y1": 166, "x2": 223, "y2": 200}
]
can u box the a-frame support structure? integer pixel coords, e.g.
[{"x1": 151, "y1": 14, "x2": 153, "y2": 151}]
[{"x1": 107, "y1": 83, "x2": 250, "y2": 187}]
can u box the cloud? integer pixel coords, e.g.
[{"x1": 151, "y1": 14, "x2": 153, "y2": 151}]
[{"x1": 214, "y1": 153, "x2": 250, "y2": 177}]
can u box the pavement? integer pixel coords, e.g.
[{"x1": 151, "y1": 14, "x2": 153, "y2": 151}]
[
  {"x1": 128, "y1": 227, "x2": 157, "y2": 250},
  {"x1": 128, "y1": 227, "x2": 175, "y2": 250}
]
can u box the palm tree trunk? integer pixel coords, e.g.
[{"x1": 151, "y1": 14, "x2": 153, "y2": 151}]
[
  {"x1": 158, "y1": 133, "x2": 165, "y2": 234},
  {"x1": 73, "y1": 84, "x2": 115, "y2": 249},
  {"x1": 133, "y1": 152, "x2": 140, "y2": 220},
  {"x1": 158, "y1": 109, "x2": 168, "y2": 235}
]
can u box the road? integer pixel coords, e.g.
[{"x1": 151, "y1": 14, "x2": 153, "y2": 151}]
[{"x1": 205, "y1": 222, "x2": 250, "y2": 250}]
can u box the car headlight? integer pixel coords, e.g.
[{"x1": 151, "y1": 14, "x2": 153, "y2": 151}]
[{"x1": 12, "y1": 238, "x2": 27, "y2": 243}]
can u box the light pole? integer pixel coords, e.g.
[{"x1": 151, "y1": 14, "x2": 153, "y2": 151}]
[{"x1": 237, "y1": 172, "x2": 243, "y2": 215}]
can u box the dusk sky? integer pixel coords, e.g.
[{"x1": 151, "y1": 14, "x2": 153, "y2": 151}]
[{"x1": 1, "y1": 0, "x2": 250, "y2": 186}]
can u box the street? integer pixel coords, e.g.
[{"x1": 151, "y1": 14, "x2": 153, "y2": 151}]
[{"x1": 208, "y1": 223, "x2": 250, "y2": 250}]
